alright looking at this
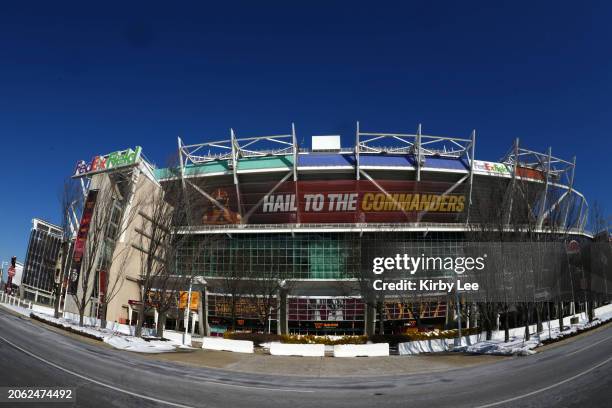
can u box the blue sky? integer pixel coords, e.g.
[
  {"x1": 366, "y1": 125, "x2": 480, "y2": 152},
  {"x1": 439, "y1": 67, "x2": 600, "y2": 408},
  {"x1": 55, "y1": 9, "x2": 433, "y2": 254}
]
[{"x1": 1, "y1": 1, "x2": 611, "y2": 269}]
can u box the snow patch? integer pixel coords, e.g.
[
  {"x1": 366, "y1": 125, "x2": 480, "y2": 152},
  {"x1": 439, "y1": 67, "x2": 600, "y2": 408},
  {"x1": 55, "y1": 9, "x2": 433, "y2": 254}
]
[
  {"x1": 104, "y1": 336, "x2": 177, "y2": 353},
  {"x1": 30, "y1": 312, "x2": 188, "y2": 353}
]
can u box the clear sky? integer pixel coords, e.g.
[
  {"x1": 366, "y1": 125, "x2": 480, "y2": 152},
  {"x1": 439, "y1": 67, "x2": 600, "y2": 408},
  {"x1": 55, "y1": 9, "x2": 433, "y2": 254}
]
[{"x1": 1, "y1": 1, "x2": 611, "y2": 270}]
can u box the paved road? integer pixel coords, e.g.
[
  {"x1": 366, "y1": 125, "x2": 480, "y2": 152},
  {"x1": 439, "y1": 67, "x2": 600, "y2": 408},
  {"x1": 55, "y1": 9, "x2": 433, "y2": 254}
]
[{"x1": 0, "y1": 308, "x2": 610, "y2": 408}]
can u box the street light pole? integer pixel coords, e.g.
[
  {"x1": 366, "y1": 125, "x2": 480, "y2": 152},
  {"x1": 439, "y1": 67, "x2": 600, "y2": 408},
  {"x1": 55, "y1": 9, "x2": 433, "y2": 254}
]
[
  {"x1": 184, "y1": 278, "x2": 193, "y2": 344},
  {"x1": 456, "y1": 290, "x2": 462, "y2": 345}
]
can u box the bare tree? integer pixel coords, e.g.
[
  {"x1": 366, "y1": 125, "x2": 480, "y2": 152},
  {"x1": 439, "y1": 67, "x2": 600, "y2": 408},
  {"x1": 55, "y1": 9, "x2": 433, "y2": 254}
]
[
  {"x1": 590, "y1": 202, "x2": 611, "y2": 306},
  {"x1": 70, "y1": 173, "x2": 136, "y2": 327},
  {"x1": 217, "y1": 247, "x2": 246, "y2": 332},
  {"x1": 244, "y1": 252, "x2": 295, "y2": 333},
  {"x1": 148, "y1": 233, "x2": 206, "y2": 338},
  {"x1": 133, "y1": 180, "x2": 180, "y2": 337}
]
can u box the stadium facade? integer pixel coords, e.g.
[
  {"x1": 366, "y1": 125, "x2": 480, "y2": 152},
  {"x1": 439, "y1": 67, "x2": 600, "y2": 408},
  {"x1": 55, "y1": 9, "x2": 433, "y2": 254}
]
[{"x1": 65, "y1": 124, "x2": 610, "y2": 336}]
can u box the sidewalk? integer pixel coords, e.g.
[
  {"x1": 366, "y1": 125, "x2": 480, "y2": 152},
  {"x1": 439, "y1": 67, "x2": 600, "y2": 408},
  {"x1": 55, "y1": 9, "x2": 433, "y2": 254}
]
[
  {"x1": 141, "y1": 347, "x2": 508, "y2": 377},
  {"x1": 137, "y1": 318, "x2": 612, "y2": 377},
  {"x1": 3, "y1": 298, "x2": 610, "y2": 378}
]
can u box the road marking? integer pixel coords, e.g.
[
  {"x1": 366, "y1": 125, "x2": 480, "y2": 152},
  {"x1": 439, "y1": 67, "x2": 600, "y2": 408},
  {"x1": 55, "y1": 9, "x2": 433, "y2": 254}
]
[
  {"x1": 564, "y1": 335, "x2": 612, "y2": 357},
  {"x1": 0, "y1": 335, "x2": 313, "y2": 408},
  {"x1": 474, "y1": 354, "x2": 612, "y2": 408}
]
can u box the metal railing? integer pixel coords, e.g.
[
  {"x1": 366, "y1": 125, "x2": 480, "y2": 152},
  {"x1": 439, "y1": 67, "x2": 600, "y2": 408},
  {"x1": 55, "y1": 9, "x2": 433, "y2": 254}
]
[
  {"x1": 177, "y1": 222, "x2": 592, "y2": 237},
  {"x1": 0, "y1": 292, "x2": 33, "y2": 310}
]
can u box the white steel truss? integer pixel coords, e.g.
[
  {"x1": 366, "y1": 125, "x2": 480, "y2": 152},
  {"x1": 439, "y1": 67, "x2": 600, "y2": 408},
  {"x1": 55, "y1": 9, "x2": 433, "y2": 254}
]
[
  {"x1": 174, "y1": 122, "x2": 588, "y2": 234},
  {"x1": 500, "y1": 138, "x2": 586, "y2": 231},
  {"x1": 355, "y1": 123, "x2": 477, "y2": 224},
  {"x1": 178, "y1": 125, "x2": 297, "y2": 166},
  {"x1": 177, "y1": 125, "x2": 298, "y2": 226}
]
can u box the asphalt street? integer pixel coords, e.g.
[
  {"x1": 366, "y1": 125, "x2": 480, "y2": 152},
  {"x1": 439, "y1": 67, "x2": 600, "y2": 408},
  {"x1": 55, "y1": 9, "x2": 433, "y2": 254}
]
[{"x1": 0, "y1": 308, "x2": 610, "y2": 408}]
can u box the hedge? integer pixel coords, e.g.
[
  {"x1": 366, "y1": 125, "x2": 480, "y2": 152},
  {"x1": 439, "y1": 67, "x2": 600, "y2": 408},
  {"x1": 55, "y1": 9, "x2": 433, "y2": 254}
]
[
  {"x1": 370, "y1": 327, "x2": 481, "y2": 346},
  {"x1": 223, "y1": 329, "x2": 481, "y2": 346}
]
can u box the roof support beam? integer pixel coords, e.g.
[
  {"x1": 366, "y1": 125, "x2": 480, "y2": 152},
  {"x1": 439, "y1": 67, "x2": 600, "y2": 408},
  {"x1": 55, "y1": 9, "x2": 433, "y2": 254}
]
[
  {"x1": 185, "y1": 179, "x2": 230, "y2": 214},
  {"x1": 536, "y1": 147, "x2": 553, "y2": 229},
  {"x1": 359, "y1": 168, "x2": 411, "y2": 220},
  {"x1": 415, "y1": 124, "x2": 422, "y2": 181},
  {"x1": 505, "y1": 138, "x2": 520, "y2": 226},
  {"x1": 417, "y1": 173, "x2": 470, "y2": 223},
  {"x1": 231, "y1": 128, "x2": 244, "y2": 222},
  {"x1": 562, "y1": 156, "x2": 576, "y2": 228},
  {"x1": 292, "y1": 123, "x2": 300, "y2": 224},
  {"x1": 356, "y1": 121, "x2": 361, "y2": 181},
  {"x1": 292, "y1": 123, "x2": 298, "y2": 182},
  {"x1": 243, "y1": 171, "x2": 293, "y2": 223},
  {"x1": 465, "y1": 129, "x2": 476, "y2": 225}
]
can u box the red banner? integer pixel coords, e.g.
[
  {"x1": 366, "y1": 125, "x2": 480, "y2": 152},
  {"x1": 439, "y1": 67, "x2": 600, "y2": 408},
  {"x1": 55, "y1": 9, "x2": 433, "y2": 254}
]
[
  {"x1": 196, "y1": 180, "x2": 466, "y2": 225},
  {"x1": 70, "y1": 189, "x2": 98, "y2": 292}
]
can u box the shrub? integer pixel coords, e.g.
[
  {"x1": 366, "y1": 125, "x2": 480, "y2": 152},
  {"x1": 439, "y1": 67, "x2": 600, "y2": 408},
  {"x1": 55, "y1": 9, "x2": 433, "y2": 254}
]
[
  {"x1": 223, "y1": 331, "x2": 280, "y2": 346},
  {"x1": 370, "y1": 327, "x2": 481, "y2": 346},
  {"x1": 280, "y1": 335, "x2": 368, "y2": 345},
  {"x1": 223, "y1": 328, "x2": 482, "y2": 347}
]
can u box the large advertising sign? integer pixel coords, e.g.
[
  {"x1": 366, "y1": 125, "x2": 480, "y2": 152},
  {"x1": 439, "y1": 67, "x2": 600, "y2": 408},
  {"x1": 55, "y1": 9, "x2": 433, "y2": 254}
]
[
  {"x1": 472, "y1": 160, "x2": 511, "y2": 177},
  {"x1": 73, "y1": 146, "x2": 142, "y2": 177},
  {"x1": 196, "y1": 180, "x2": 466, "y2": 225},
  {"x1": 69, "y1": 190, "x2": 98, "y2": 293},
  {"x1": 516, "y1": 166, "x2": 545, "y2": 181},
  {"x1": 472, "y1": 160, "x2": 544, "y2": 181},
  {"x1": 179, "y1": 291, "x2": 200, "y2": 311}
]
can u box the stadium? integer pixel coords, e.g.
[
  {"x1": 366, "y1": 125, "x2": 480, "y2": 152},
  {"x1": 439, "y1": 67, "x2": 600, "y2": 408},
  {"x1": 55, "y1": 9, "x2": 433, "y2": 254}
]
[{"x1": 134, "y1": 123, "x2": 603, "y2": 336}]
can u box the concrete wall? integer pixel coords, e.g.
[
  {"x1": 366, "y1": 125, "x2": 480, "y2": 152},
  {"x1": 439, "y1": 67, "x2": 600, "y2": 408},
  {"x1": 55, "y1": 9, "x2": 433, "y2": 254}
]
[{"x1": 106, "y1": 168, "x2": 161, "y2": 324}]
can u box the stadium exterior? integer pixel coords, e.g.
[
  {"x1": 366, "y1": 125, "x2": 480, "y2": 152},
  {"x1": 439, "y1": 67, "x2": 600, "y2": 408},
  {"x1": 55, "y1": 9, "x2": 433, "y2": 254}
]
[{"x1": 66, "y1": 124, "x2": 610, "y2": 336}]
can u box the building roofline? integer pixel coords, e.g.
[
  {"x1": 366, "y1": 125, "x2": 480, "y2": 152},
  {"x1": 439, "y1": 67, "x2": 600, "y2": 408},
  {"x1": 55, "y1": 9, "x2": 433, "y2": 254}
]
[{"x1": 32, "y1": 218, "x2": 62, "y2": 234}]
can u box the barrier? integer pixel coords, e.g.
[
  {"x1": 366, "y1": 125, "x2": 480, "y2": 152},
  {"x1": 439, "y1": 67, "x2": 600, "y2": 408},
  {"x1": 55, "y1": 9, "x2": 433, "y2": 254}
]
[
  {"x1": 202, "y1": 337, "x2": 254, "y2": 353},
  {"x1": 333, "y1": 343, "x2": 389, "y2": 357},
  {"x1": 164, "y1": 330, "x2": 192, "y2": 346},
  {"x1": 269, "y1": 343, "x2": 325, "y2": 357},
  {"x1": 398, "y1": 339, "x2": 448, "y2": 355}
]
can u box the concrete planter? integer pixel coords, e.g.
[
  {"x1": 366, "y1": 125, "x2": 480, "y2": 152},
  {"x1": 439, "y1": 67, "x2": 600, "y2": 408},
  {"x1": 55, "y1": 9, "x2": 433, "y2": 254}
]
[
  {"x1": 333, "y1": 343, "x2": 389, "y2": 357},
  {"x1": 270, "y1": 343, "x2": 325, "y2": 357},
  {"x1": 202, "y1": 337, "x2": 254, "y2": 353}
]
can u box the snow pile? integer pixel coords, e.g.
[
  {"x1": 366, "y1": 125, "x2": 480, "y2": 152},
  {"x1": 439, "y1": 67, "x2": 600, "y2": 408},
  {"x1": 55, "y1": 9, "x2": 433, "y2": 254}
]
[
  {"x1": 32, "y1": 312, "x2": 111, "y2": 339},
  {"x1": 398, "y1": 339, "x2": 449, "y2": 355},
  {"x1": 457, "y1": 306, "x2": 612, "y2": 356},
  {"x1": 31, "y1": 312, "x2": 190, "y2": 353},
  {"x1": 0, "y1": 302, "x2": 34, "y2": 317},
  {"x1": 459, "y1": 336, "x2": 541, "y2": 356},
  {"x1": 104, "y1": 336, "x2": 177, "y2": 353}
]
